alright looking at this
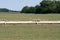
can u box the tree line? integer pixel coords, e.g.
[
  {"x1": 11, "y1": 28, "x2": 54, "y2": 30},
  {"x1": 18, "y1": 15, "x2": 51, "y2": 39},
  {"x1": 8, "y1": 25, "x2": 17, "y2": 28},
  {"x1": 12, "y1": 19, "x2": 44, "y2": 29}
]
[
  {"x1": 0, "y1": 8, "x2": 9, "y2": 12},
  {"x1": 0, "y1": 8, "x2": 19, "y2": 12},
  {"x1": 21, "y1": 0, "x2": 60, "y2": 14},
  {"x1": 0, "y1": 0, "x2": 60, "y2": 14}
]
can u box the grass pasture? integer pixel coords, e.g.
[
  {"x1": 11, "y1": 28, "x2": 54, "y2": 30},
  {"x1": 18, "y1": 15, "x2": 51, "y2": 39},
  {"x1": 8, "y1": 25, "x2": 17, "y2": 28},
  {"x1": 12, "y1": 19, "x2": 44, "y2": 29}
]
[
  {"x1": 0, "y1": 12, "x2": 60, "y2": 21},
  {"x1": 0, "y1": 12, "x2": 60, "y2": 40},
  {"x1": 0, "y1": 24, "x2": 60, "y2": 40}
]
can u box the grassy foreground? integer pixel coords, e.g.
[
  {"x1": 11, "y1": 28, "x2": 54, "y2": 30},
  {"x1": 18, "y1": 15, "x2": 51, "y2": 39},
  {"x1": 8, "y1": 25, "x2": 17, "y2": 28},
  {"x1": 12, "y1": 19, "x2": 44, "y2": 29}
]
[
  {"x1": 0, "y1": 12, "x2": 60, "y2": 21},
  {"x1": 0, "y1": 24, "x2": 60, "y2": 40}
]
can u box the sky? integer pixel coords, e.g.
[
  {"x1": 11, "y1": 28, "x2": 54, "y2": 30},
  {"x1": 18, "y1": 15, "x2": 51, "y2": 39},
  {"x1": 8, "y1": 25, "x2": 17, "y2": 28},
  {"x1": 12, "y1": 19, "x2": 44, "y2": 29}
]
[{"x1": 0, "y1": 0, "x2": 42, "y2": 11}]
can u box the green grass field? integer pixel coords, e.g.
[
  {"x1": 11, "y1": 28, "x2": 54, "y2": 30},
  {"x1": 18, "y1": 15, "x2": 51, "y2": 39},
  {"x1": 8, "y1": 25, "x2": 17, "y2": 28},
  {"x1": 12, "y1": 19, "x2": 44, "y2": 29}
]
[
  {"x1": 0, "y1": 12, "x2": 60, "y2": 40},
  {"x1": 0, "y1": 24, "x2": 60, "y2": 40},
  {"x1": 0, "y1": 12, "x2": 60, "y2": 21}
]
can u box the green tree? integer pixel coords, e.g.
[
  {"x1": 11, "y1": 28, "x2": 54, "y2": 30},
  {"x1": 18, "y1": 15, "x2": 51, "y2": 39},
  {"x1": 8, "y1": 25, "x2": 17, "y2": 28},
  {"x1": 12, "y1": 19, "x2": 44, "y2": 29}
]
[
  {"x1": 21, "y1": 6, "x2": 35, "y2": 13},
  {"x1": 40, "y1": 0, "x2": 60, "y2": 13},
  {"x1": 21, "y1": 6, "x2": 29, "y2": 13},
  {"x1": 0, "y1": 8, "x2": 9, "y2": 12},
  {"x1": 21, "y1": 0, "x2": 60, "y2": 13}
]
